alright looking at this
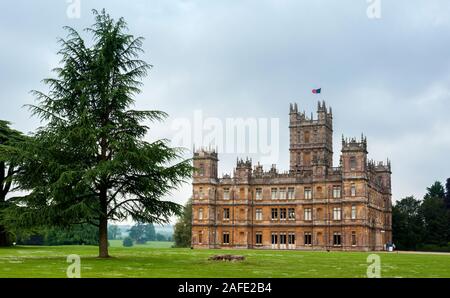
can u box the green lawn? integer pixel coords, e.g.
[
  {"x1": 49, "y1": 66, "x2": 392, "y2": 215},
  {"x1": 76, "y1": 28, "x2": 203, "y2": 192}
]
[{"x1": 0, "y1": 245, "x2": 449, "y2": 278}]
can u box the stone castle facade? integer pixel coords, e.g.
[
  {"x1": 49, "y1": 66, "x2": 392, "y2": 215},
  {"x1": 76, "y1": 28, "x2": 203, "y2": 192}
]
[{"x1": 191, "y1": 101, "x2": 392, "y2": 251}]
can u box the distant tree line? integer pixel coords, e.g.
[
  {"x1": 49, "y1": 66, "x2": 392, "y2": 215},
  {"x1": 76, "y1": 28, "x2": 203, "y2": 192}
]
[
  {"x1": 11, "y1": 222, "x2": 173, "y2": 247},
  {"x1": 121, "y1": 223, "x2": 172, "y2": 247},
  {"x1": 393, "y1": 179, "x2": 450, "y2": 251}
]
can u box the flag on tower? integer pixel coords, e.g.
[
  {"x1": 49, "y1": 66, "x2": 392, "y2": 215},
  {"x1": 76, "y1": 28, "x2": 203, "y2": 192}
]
[{"x1": 312, "y1": 88, "x2": 321, "y2": 94}]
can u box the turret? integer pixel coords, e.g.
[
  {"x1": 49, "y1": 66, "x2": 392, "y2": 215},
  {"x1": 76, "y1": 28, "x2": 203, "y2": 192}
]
[
  {"x1": 373, "y1": 159, "x2": 392, "y2": 193},
  {"x1": 289, "y1": 103, "x2": 298, "y2": 123},
  {"x1": 341, "y1": 134, "x2": 368, "y2": 179},
  {"x1": 193, "y1": 147, "x2": 218, "y2": 181},
  {"x1": 317, "y1": 100, "x2": 333, "y2": 126},
  {"x1": 234, "y1": 157, "x2": 252, "y2": 183}
]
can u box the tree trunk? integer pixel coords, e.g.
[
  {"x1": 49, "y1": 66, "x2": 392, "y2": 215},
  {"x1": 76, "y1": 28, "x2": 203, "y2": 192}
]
[
  {"x1": 98, "y1": 216, "x2": 109, "y2": 258},
  {"x1": 98, "y1": 188, "x2": 109, "y2": 258}
]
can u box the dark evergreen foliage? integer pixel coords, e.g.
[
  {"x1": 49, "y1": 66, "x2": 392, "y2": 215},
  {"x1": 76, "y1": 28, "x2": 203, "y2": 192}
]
[
  {"x1": 1, "y1": 10, "x2": 192, "y2": 257},
  {"x1": 173, "y1": 199, "x2": 192, "y2": 248},
  {"x1": 0, "y1": 120, "x2": 26, "y2": 246},
  {"x1": 444, "y1": 178, "x2": 450, "y2": 210},
  {"x1": 392, "y1": 180, "x2": 450, "y2": 251}
]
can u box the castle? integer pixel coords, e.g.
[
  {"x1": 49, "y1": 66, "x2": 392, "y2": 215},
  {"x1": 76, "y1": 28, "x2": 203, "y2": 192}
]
[{"x1": 191, "y1": 101, "x2": 392, "y2": 251}]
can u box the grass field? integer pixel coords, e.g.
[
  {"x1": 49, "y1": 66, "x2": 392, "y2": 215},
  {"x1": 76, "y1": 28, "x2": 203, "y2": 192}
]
[
  {"x1": 108, "y1": 240, "x2": 174, "y2": 249},
  {"x1": 0, "y1": 245, "x2": 449, "y2": 278}
]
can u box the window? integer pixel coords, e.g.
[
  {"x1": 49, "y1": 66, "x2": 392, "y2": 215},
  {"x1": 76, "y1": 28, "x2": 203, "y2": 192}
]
[
  {"x1": 223, "y1": 208, "x2": 230, "y2": 220},
  {"x1": 255, "y1": 208, "x2": 263, "y2": 221},
  {"x1": 288, "y1": 208, "x2": 295, "y2": 220},
  {"x1": 279, "y1": 188, "x2": 286, "y2": 200},
  {"x1": 198, "y1": 208, "x2": 203, "y2": 220},
  {"x1": 303, "y1": 152, "x2": 311, "y2": 166},
  {"x1": 279, "y1": 208, "x2": 287, "y2": 220},
  {"x1": 333, "y1": 233, "x2": 342, "y2": 246},
  {"x1": 351, "y1": 184, "x2": 356, "y2": 197},
  {"x1": 255, "y1": 188, "x2": 262, "y2": 200},
  {"x1": 350, "y1": 157, "x2": 357, "y2": 170},
  {"x1": 333, "y1": 207, "x2": 342, "y2": 220},
  {"x1": 377, "y1": 176, "x2": 383, "y2": 186},
  {"x1": 304, "y1": 232, "x2": 312, "y2": 245},
  {"x1": 304, "y1": 208, "x2": 312, "y2": 221},
  {"x1": 287, "y1": 187, "x2": 295, "y2": 199},
  {"x1": 223, "y1": 232, "x2": 230, "y2": 245},
  {"x1": 304, "y1": 131, "x2": 310, "y2": 143},
  {"x1": 333, "y1": 186, "x2": 341, "y2": 198},
  {"x1": 351, "y1": 205, "x2": 357, "y2": 220},
  {"x1": 351, "y1": 231, "x2": 357, "y2": 246},
  {"x1": 198, "y1": 231, "x2": 203, "y2": 244},
  {"x1": 271, "y1": 208, "x2": 278, "y2": 220},
  {"x1": 280, "y1": 233, "x2": 287, "y2": 245},
  {"x1": 271, "y1": 188, "x2": 278, "y2": 200},
  {"x1": 199, "y1": 163, "x2": 204, "y2": 176},
  {"x1": 223, "y1": 188, "x2": 230, "y2": 200},
  {"x1": 288, "y1": 233, "x2": 296, "y2": 245},
  {"x1": 271, "y1": 233, "x2": 278, "y2": 245},
  {"x1": 304, "y1": 187, "x2": 312, "y2": 199},
  {"x1": 256, "y1": 233, "x2": 262, "y2": 245},
  {"x1": 199, "y1": 187, "x2": 204, "y2": 199}
]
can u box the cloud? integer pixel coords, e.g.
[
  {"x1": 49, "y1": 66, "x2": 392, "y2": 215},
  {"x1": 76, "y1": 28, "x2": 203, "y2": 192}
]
[{"x1": 1, "y1": 0, "x2": 450, "y2": 224}]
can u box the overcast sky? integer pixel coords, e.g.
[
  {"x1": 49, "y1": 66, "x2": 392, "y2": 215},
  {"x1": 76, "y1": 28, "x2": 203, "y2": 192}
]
[{"x1": 1, "y1": 1, "x2": 450, "y2": 223}]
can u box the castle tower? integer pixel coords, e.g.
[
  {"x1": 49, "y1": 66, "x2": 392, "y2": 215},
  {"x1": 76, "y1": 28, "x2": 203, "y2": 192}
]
[
  {"x1": 374, "y1": 160, "x2": 392, "y2": 193},
  {"x1": 289, "y1": 101, "x2": 333, "y2": 172},
  {"x1": 341, "y1": 134, "x2": 368, "y2": 179},
  {"x1": 234, "y1": 158, "x2": 252, "y2": 184},
  {"x1": 193, "y1": 148, "x2": 218, "y2": 181},
  {"x1": 192, "y1": 148, "x2": 219, "y2": 248},
  {"x1": 374, "y1": 159, "x2": 393, "y2": 245}
]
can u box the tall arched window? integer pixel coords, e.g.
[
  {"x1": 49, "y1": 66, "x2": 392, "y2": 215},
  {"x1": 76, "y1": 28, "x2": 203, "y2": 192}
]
[
  {"x1": 304, "y1": 131, "x2": 310, "y2": 143},
  {"x1": 349, "y1": 156, "x2": 357, "y2": 170},
  {"x1": 199, "y1": 163, "x2": 205, "y2": 176},
  {"x1": 303, "y1": 152, "x2": 311, "y2": 166}
]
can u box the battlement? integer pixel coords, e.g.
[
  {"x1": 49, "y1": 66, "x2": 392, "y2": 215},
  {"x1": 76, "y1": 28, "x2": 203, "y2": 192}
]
[
  {"x1": 341, "y1": 134, "x2": 367, "y2": 152},
  {"x1": 193, "y1": 146, "x2": 218, "y2": 160},
  {"x1": 289, "y1": 103, "x2": 298, "y2": 113},
  {"x1": 236, "y1": 157, "x2": 252, "y2": 168},
  {"x1": 317, "y1": 100, "x2": 332, "y2": 114},
  {"x1": 289, "y1": 101, "x2": 332, "y2": 125},
  {"x1": 368, "y1": 159, "x2": 391, "y2": 172}
]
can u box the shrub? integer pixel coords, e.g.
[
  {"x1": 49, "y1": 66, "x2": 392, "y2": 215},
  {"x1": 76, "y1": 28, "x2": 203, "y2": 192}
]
[
  {"x1": 416, "y1": 243, "x2": 450, "y2": 252},
  {"x1": 122, "y1": 237, "x2": 134, "y2": 247}
]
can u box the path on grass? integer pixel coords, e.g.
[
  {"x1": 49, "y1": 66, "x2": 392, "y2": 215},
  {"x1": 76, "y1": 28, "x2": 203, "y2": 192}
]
[{"x1": 395, "y1": 250, "x2": 450, "y2": 256}]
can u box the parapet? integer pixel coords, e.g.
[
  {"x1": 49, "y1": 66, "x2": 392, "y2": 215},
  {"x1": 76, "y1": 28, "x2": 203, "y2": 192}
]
[
  {"x1": 193, "y1": 146, "x2": 218, "y2": 160},
  {"x1": 341, "y1": 134, "x2": 367, "y2": 152}
]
